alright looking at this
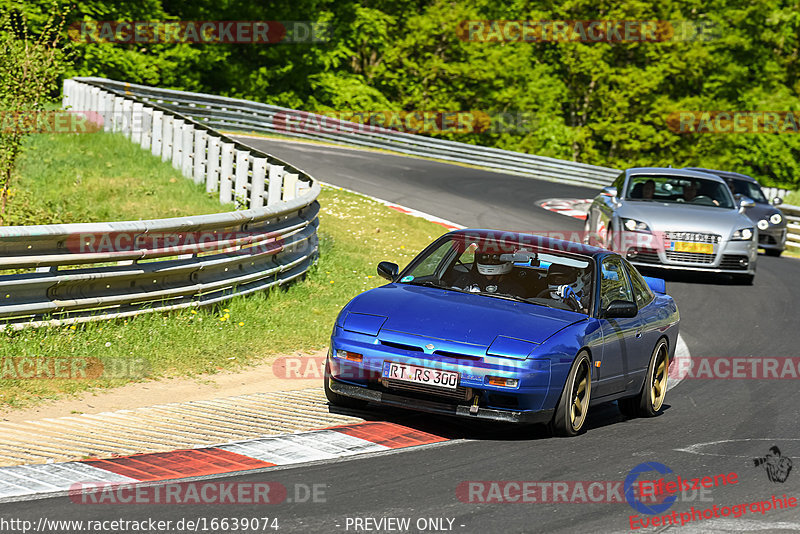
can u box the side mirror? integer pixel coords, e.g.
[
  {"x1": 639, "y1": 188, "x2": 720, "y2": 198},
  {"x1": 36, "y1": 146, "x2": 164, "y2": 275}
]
[
  {"x1": 377, "y1": 261, "x2": 399, "y2": 281},
  {"x1": 738, "y1": 196, "x2": 755, "y2": 210},
  {"x1": 601, "y1": 186, "x2": 618, "y2": 198},
  {"x1": 771, "y1": 197, "x2": 783, "y2": 206},
  {"x1": 603, "y1": 299, "x2": 638, "y2": 319}
]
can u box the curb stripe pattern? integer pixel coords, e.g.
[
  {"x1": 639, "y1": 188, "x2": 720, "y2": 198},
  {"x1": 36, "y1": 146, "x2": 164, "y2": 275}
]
[
  {"x1": 0, "y1": 421, "x2": 447, "y2": 502},
  {"x1": 536, "y1": 198, "x2": 593, "y2": 220}
]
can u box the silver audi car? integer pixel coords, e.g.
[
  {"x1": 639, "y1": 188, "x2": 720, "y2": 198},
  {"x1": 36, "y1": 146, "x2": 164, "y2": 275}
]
[{"x1": 585, "y1": 167, "x2": 758, "y2": 283}]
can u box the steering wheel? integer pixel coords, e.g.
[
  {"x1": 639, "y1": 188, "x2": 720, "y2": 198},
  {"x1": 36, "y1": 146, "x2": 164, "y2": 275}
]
[
  {"x1": 536, "y1": 287, "x2": 553, "y2": 299},
  {"x1": 691, "y1": 195, "x2": 713, "y2": 204}
]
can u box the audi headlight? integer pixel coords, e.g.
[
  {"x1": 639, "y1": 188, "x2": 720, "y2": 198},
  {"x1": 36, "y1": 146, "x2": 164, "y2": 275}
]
[
  {"x1": 770, "y1": 213, "x2": 783, "y2": 225},
  {"x1": 622, "y1": 218, "x2": 651, "y2": 233},
  {"x1": 732, "y1": 227, "x2": 754, "y2": 241},
  {"x1": 757, "y1": 219, "x2": 769, "y2": 230}
]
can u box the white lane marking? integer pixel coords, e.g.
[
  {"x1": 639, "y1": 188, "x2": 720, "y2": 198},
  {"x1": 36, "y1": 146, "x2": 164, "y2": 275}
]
[
  {"x1": 0, "y1": 462, "x2": 137, "y2": 498},
  {"x1": 217, "y1": 430, "x2": 388, "y2": 465},
  {"x1": 676, "y1": 438, "x2": 800, "y2": 458},
  {"x1": 668, "y1": 334, "x2": 691, "y2": 392}
]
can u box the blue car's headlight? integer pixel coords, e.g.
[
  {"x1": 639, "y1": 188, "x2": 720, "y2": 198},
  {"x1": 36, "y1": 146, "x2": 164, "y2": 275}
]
[
  {"x1": 731, "y1": 227, "x2": 754, "y2": 241},
  {"x1": 770, "y1": 213, "x2": 783, "y2": 225},
  {"x1": 341, "y1": 312, "x2": 387, "y2": 336},
  {"x1": 622, "y1": 218, "x2": 651, "y2": 233}
]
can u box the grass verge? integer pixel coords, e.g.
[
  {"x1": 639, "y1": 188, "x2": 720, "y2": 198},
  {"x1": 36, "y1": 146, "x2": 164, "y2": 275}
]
[{"x1": 0, "y1": 131, "x2": 447, "y2": 408}]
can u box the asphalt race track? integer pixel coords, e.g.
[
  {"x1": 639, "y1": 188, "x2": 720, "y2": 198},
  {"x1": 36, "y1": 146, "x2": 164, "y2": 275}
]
[{"x1": 3, "y1": 138, "x2": 799, "y2": 533}]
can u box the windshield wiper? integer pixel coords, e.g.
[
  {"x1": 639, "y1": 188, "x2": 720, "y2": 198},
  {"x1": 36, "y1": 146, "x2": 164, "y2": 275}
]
[{"x1": 473, "y1": 292, "x2": 557, "y2": 309}]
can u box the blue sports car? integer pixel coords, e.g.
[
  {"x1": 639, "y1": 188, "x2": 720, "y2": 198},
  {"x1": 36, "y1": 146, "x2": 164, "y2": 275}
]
[{"x1": 325, "y1": 230, "x2": 680, "y2": 436}]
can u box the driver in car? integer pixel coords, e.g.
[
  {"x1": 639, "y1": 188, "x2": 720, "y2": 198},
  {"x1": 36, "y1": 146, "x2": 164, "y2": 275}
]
[
  {"x1": 540, "y1": 264, "x2": 591, "y2": 314},
  {"x1": 454, "y1": 252, "x2": 528, "y2": 296}
]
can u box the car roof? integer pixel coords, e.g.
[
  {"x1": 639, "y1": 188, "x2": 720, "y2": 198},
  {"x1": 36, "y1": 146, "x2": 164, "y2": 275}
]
[
  {"x1": 684, "y1": 167, "x2": 759, "y2": 184},
  {"x1": 447, "y1": 228, "x2": 610, "y2": 258},
  {"x1": 626, "y1": 167, "x2": 727, "y2": 184}
]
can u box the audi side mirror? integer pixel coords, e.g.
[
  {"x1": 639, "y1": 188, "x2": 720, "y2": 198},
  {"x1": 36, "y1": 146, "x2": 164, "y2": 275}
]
[
  {"x1": 377, "y1": 261, "x2": 399, "y2": 281},
  {"x1": 738, "y1": 196, "x2": 755, "y2": 211}
]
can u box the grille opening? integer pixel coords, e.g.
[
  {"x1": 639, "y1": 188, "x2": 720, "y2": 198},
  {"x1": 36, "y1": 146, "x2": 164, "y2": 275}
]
[
  {"x1": 432, "y1": 350, "x2": 482, "y2": 361},
  {"x1": 487, "y1": 394, "x2": 519, "y2": 409},
  {"x1": 378, "y1": 378, "x2": 474, "y2": 402},
  {"x1": 379, "y1": 340, "x2": 424, "y2": 352},
  {"x1": 720, "y1": 255, "x2": 749, "y2": 270}
]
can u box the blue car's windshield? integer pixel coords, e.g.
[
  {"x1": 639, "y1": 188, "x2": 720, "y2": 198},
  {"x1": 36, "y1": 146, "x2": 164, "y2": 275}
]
[
  {"x1": 397, "y1": 235, "x2": 593, "y2": 314},
  {"x1": 626, "y1": 175, "x2": 735, "y2": 209}
]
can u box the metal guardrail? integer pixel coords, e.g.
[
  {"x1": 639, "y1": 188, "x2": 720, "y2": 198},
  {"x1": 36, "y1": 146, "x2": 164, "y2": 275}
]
[
  {"x1": 0, "y1": 79, "x2": 320, "y2": 329},
  {"x1": 780, "y1": 203, "x2": 800, "y2": 250},
  {"x1": 75, "y1": 77, "x2": 622, "y2": 188}
]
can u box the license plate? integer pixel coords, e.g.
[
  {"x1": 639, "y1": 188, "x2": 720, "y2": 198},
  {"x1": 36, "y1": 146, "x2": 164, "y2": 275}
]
[
  {"x1": 669, "y1": 241, "x2": 713, "y2": 254},
  {"x1": 381, "y1": 362, "x2": 459, "y2": 389}
]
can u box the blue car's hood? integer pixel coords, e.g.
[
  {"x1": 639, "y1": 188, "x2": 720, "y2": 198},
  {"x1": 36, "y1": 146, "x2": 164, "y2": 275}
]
[{"x1": 344, "y1": 284, "x2": 585, "y2": 346}]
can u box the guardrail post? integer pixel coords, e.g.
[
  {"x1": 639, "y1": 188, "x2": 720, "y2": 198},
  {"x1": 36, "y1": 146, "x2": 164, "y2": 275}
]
[
  {"x1": 89, "y1": 86, "x2": 100, "y2": 116},
  {"x1": 251, "y1": 158, "x2": 267, "y2": 209},
  {"x1": 112, "y1": 96, "x2": 124, "y2": 132},
  {"x1": 206, "y1": 136, "x2": 221, "y2": 192},
  {"x1": 283, "y1": 173, "x2": 299, "y2": 201},
  {"x1": 161, "y1": 115, "x2": 173, "y2": 162},
  {"x1": 267, "y1": 164, "x2": 284, "y2": 205},
  {"x1": 75, "y1": 82, "x2": 85, "y2": 112},
  {"x1": 121, "y1": 99, "x2": 133, "y2": 138},
  {"x1": 193, "y1": 130, "x2": 207, "y2": 184},
  {"x1": 234, "y1": 150, "x2": 250, "y2": 207},
  {"x1": 219, "y1": 142, "x2": 235, "y2": 203},
  {"x1": 181, "y1": 123, "x2": 194, "y2": 178},
  {"x1": 62, "y1": 79, "x2": 73, "y2": 109},
  {"x1": 103, "y1": 92, "x2": 114, "y2": 132},
  {"x1": 151, "y1": 110, "x2": 163, "y2": 157},
  {"x1": 140, "y1": 107, "x2": 152, "y2": 150},
  {"x1": 131, "y1": 102, "x2": 143, "y2": 144},
  {"x1": 171, "y1": 118, "x2": 184, "y2": 169}
]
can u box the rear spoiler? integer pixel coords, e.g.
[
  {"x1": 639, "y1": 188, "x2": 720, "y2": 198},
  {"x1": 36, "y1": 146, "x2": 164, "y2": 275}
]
[{"x1": 643, "y1": 276, "x2": 667, "y2": 295}]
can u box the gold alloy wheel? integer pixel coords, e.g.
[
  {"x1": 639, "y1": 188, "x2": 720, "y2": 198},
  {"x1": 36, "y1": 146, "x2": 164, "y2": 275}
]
[
  {"x1": 570, "y1": 360, "x2": 591, "y2": 430},
  {"x1": 650, "y1": 342, "x2": 669, "y2": 411}
]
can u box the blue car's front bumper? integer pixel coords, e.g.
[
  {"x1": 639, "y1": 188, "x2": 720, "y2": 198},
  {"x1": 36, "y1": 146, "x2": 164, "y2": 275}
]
[{"x1": 328, "y1": 328, "x2": 556, "y2": 424}]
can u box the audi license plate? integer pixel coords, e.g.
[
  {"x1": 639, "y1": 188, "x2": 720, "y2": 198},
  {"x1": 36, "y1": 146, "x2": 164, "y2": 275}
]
[
  {"x1": 381, "y1": 362, "x2": 459, "y2": 389},
  {"x1": 669, "y1": 241, "x2": 713, "y2": 254}
]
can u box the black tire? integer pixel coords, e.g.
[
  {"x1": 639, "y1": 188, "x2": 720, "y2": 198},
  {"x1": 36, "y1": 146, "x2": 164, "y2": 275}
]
[
  {"x1": 765, "y1": 249, "x2": 782, "y2": 257},
  {"x1": 550, "y1": 352, "x2": 592, "y2": 437},
  {"x1": 324, "y1": 362, "x2": 368, "y2": 409},
  {"x1": 618, "y1": 338, "x2": 669, "y2": 418}
]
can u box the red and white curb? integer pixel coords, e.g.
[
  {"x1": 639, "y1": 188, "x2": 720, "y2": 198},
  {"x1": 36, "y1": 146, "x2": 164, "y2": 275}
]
[
  {"x1": 536, "y1": 198, "x2": 593, "y2": 220},
  {"x1": 0, "y1": 421, "x2": 448, "y2": 502},
  {"x1": 320, "y1": 181, "x2": 465, "y2": 231}
]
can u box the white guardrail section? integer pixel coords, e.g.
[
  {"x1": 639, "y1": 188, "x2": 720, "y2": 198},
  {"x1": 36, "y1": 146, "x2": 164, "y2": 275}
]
[
  {"x1": 74, "y1": 77, "x2": 622, "y2": 188},
  {"x1": 0, "y1": 79, "x2": 320, "y2": 329},
  {"x1": 781, "y1": 204, "x2": 800, "y2": 250}
]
